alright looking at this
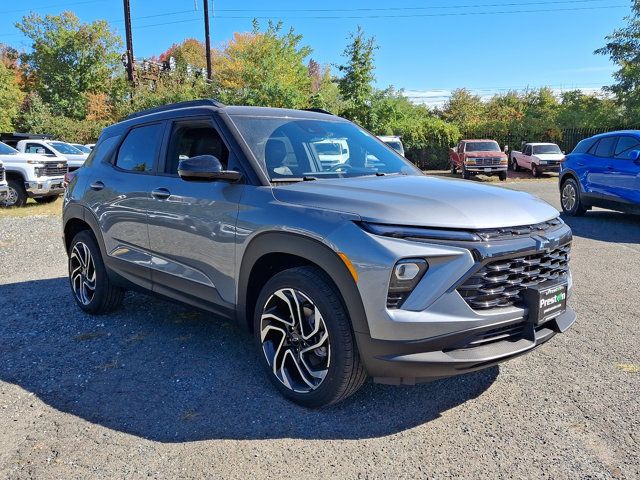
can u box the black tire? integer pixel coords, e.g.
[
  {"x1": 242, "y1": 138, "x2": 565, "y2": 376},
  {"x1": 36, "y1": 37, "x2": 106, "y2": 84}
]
[
  {"x1": 254, "y1": 266, "x2": 367, "y2": 408},
  {"x1": 511, "y1": 157, "x2": 519, "y2": 171},
  {"x1": 68, "y1": 230, "x2": 124, "y2": 314},
  {"x1": 2, "y1": 178, "x2": 27, "y2": 207},
  {"x1": 532, "y1": 164, "x2": 540, "y2": 178},
  {"x1": 450, "y1": 163, "x2": 457, "y2": 174},
  {"x1": 560, "y1": 178, "x2": 587, "y2": 216},
  {"x1": 34, "y1": 195, "x2": 59, "y2": 204},
  {"x1": 462, "y1": 166, "x2": 470, "y2": 180},
  {"x1": 499, "y1": 171, "x2": 507, "y2": 181}
]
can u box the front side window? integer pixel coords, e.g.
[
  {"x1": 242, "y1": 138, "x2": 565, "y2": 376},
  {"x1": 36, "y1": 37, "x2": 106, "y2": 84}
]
[
  {"x1": 229, "y1": 115, "x2": 420, "y2": 181},
  {"x1": 465, "y1": 141, "x2": 500, "y2": 152},
  {"x1": 165, "y1": 122, "x2": 229, "y2": 175},
  {"x1": 25, "y1": 143, "x2": 54, "y2": 155},
  {"x1": 115, "y1": 123, "x2": 164, "y2": 173}
]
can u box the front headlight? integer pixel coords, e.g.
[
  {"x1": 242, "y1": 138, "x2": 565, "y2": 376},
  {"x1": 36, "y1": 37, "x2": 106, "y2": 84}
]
[
  {"x1": 34, "y1": 167, "x2": 46, "y2": 177},
  {"x1": 465, "y1": 158, "x2": 477, "y2": 165},
  {"x1": 27, "y1": 160, "x2": 45, "y2": 165},
  {"x1": 539, "y1": 160, "x2": 548, "y2": 165}
]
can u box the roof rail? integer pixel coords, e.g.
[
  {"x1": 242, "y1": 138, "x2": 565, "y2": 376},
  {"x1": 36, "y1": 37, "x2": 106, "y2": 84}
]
[
  {"x1": 125, "y1": 98, "x2": 225, "y2": 120},
  {"x1": 303, "y1": 108, "x2": 334, "y2": 116}
]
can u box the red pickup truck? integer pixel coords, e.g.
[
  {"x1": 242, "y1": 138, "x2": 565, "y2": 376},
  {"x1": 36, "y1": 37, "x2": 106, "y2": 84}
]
[{"x1": 450, "y1": 139, "x2": 508, "y2": 181}]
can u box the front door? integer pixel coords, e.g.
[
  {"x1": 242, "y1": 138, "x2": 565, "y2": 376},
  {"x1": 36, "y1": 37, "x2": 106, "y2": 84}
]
[
  {"x1": 584, "y1": 135, "x2": 617, "y2": 198},
  {"x1": 146, "y1": 116, "x2": 244, "y2": 316},
  {"x1": 607, "y1": 135, "x2": 640, "y2": 205}
]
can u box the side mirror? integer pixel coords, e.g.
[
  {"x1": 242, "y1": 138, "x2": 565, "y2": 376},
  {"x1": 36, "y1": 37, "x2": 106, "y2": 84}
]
[
  {"x1": 628, "y1": 150, "x2": 640, "y2": 162},
  {"x1": 177, "y1": 155, "x2": 242, "y2": 182},
  {"x1": 503, "y1": 145, "x2": 509, "y2": 153}
]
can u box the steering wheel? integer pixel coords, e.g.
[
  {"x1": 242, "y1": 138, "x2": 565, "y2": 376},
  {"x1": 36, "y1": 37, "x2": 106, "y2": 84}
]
[{"x1": 330, "y1": 163, "x2": 354, "y2": 172}]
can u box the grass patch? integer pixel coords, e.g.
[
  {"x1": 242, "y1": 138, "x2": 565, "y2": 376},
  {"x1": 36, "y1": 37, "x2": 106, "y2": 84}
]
[{"x1": 0, "y1": 197, "x2": 63, "y2": 218}]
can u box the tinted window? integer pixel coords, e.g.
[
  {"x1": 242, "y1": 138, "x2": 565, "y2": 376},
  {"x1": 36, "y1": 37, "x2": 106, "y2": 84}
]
[
  {"x1": 614, "y1": 136, "x2": 640, "y2": 159},
  {"x1": 165, "y1": 123, "x2": 229, "y2": 175},
  {"x1": 593, "y1": 136, "x2": 617, "y2": 157},
  {"x1": 49, "y1": 141, "x2": 83, "y2": 154},
  {"x1": 85, "y1": 135, "x2": 120, "y2": 167},
  {"x1": 572, "y1": 138, "x2": 595, "y2": 154},
  {"x1": 115, "y1": 123, "x2": 164, "y2": 172}
]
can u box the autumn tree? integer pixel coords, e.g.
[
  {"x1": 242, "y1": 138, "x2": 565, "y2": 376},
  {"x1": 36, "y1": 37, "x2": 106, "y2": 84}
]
[
  {"x1": 212, "y1": 21, "x2": 312, "y2": 108},
  {"x1": 16, "y1": 11, "x2": 122, "y2": 119},
  {"x1": 159, "y1": 38, "x2": 208, "y2": 71}
]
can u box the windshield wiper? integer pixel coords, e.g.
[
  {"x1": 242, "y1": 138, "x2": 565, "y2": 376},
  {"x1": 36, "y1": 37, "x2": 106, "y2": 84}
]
[{"x1": 270, "y1": 176, "x2": 318, "y2": 183}]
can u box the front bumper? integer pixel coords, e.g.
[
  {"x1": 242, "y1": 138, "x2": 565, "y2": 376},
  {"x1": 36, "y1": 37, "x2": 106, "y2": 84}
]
[
  {"x1": 465, "y1": 166, "x2": 507, "y2": 173},
  {"x1": 357, "y1": 307, "x2": 575, "y2": 384},
  {"x1": 535, "y1": 163, "x2": 561, "y2": 172},
  {"x1": 26, "y1": 178, "x2": 65, "y2": 197},
  {"x1": 0, "y1": 184, "x2": 8, "y2": 199}
]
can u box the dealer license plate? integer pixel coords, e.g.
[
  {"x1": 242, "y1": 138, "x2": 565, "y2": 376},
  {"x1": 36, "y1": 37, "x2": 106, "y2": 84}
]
[{"x1": 522, "y1": 282, "x2": 567, "y2": 325}]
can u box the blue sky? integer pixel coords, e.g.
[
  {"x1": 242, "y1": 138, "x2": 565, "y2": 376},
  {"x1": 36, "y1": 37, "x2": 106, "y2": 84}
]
[{"x1": 0, "y1": 0, "x2": 633, "y2": 105}]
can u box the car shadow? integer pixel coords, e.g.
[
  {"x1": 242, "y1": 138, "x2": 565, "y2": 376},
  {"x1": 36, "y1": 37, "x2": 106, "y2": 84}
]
[
  {"x1": 0, "y1": 277, "x2": 498, "y2": 442},
  {"x1": 561, "y1": 210, "x2": 640, "y2": 244}
]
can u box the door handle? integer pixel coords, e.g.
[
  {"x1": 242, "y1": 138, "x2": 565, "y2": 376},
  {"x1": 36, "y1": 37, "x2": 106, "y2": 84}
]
[
  {"x1": 151, "y1": 188, "x2": 171, "y2": 200},
  {"x1": 89, "y1": 181, "x2": 104, "y2": 191}
]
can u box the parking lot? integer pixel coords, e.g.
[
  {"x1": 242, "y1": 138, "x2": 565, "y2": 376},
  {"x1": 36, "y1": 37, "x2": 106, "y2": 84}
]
[{"x1": 0, "y1": 179, "x2": 638, "y2": 479}]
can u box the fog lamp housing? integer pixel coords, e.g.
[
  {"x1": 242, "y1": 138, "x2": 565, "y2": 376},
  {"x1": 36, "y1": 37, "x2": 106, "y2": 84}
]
[{"x1": 387, "y1": 259, "x2": 428, "y2": 309}]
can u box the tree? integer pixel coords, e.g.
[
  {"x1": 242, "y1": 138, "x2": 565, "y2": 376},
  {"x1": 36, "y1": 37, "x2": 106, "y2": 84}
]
[
  {"x1": 440, "y1": 88, "x2": 486, "y2": 129},
  {"x1": 595, "y1": 0, "x2": 640, "y2": 123},
  {"x1": 337, "y1": 27, "x2": 377, "y2": 128},
  {"x1": 557, "y1": 90, "x2": 622, "y2": 129},
  {"x1": 16, "y1": 11, "x2": 122, "y2": 119},
  {"x1": 212, "y1": 21, "x2": 312, "y2": 108},
  {"x1": 159, "y1": 38, "x2": 208, "y2": 72},
  {"x1": 0, "y1": 47, "x2": 24, "y2": 130}
]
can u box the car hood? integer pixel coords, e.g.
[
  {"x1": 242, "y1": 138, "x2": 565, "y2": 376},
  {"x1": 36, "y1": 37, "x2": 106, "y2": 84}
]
[
  {"x1": 534, "y1": 153, "x2": 565, "y2": 160},
  {"x1": 272, "y1": 175, "x2": 559, "y2": 229},
  {"x1": 0, "y1": 152, "x2": 53, "y2": 162}
]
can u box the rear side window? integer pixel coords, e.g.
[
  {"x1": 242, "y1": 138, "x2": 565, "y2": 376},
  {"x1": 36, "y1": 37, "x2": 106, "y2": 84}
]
[
  {"x1": 614, "y1": 136, "x2": 640, "y2": 158},
  {"x1": 85, "y1": 135, "x2": 120, "y2": 167},
  {"x1": 592, "y1": 136, "x2": 617, "y2": 158},
  {"x1": 115, "y1": 123, "x2": 164, "y2": 172},
  {"x1": 572, "y1": 138, "x2": 595, "y2": 154}
]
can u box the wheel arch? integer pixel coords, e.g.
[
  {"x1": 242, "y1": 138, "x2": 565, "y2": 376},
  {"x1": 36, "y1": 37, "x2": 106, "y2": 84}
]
[
  {"x1": 559, "y1": 169, "x2": 581, "y2": 191},
  {"x1": 63, "y1": 205, "x2": 108, "y2": 258},
  {"x1": 237, "y1": 232, "x2": 369, "y2": 336}
]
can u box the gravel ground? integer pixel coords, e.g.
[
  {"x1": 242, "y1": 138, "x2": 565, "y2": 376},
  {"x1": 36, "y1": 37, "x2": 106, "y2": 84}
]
[{"x1": 0, "y1": 181, "x2": 638, "y2": 479}]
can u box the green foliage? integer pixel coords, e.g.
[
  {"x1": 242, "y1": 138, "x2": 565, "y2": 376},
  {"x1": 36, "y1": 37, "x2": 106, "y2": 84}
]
[
  {"x1": 213, "y1": 21, "x2": 312, "y2": 108},
  {"x1": 16, "y1": 11, "x2": 122, "y2": 119},
  {"x1": 159, "y1": 38, "x2": 208, "y2": 71},
  {"x1": 0, "y1": 62, "x2": 23, "y2": 131},
  {"x1": 338, "y1": 27, "x2": 377, "y2": 127},
  {"x1": 595, "y1": 0, "x2": 640, "y2": 123}
]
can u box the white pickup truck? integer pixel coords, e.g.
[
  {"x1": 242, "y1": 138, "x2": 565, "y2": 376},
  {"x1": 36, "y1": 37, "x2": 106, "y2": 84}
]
[
  {"x1": 0, "y1": 141, "x2": 67, "y2": 207},
  {"x1": 510, "y1": 142, "x2": 564, "y2": 177},
  {"x1": 0, "y1": 159, "x2": 8, "y2": 201},
  {"x1": 14, "y1": 139, "x2": 88, "y2": 171}
]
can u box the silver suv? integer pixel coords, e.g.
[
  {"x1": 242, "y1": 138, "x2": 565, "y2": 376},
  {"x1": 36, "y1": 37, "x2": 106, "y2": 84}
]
[{"x1": 63, "y1": 100, "x2": 575, "y2": 407}]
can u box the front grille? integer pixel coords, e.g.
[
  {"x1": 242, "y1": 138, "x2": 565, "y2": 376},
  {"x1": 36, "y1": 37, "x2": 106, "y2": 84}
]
[
  {"x1": 458, "y1": 243, "x2": 571, "y2": 310},
  {"x1": 386, "y1": 292, "x2": 405, "y2": 309},
  {"x1": 445, "y1": 321, "x2": 528, "y2": 351},
  {"x1": 44, "y1": 162, "x2": 67, "y2": 176},
  {"x1": 474, "y1": 157, "x2": 503, "y2": 166}
]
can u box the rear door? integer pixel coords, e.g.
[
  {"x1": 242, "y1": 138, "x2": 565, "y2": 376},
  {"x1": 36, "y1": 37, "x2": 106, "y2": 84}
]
[
  {"x1": 145, "y1": 115, "x2": 244, "y2": 315},
  {"x1": 85, "y1": 122, "x2": 165, "y2": 289},
  {"x1": 583, "y1": 136, "x2": 617, "y2": 197},
  {"x1": 607, "y1": 135, "x2": 640, "y2": 205}
]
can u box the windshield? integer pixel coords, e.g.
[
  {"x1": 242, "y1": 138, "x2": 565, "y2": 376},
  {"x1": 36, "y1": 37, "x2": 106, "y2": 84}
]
[
  {"x1": 465, "y1": 141, "x2": 500, "y2": 152},
  {"x1": 49, "y1": 141, "x2": 83, "y2": 155},
  {"x1": 384, "y1": 141, "x2": 403, "y2": 153},
  {"x1": 0, "y1": 141, "x2": 18, "y2": 155},
  {"x1": 72, "y1": 144, "x2": 92, "y2": 154},
  {"x1": 229, "y1": 116, "x2": 420, "y2": 181},
  {"x1": 532, "y1": 144, "x2": 561, "y2": 154}
]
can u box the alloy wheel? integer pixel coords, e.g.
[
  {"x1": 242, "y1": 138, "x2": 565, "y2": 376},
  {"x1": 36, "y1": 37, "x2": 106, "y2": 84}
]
[
  {"x1": 70, "y1": 242, "x2": 97, "y2": 305},
  {"x1": 1, "y1": 186, "x2": 18, "y2": 207},
  {"x1": 260, "y1": 288, "x2": 330, "y2": 393},
  {"x1": 562, "y1": 182, "x2": 576, "y2": 211}
]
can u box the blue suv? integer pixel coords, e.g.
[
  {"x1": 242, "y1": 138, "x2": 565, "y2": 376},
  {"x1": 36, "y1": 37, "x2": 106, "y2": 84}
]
[{"x1": 560, "y1": 131, "x2": 640, "y2": 216}]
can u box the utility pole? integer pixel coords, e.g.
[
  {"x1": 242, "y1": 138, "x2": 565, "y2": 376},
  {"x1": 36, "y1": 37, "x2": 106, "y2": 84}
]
[
  {"x1": 123, "y1": 0, "x2": 135, "y2": 84},
  {"x1": 203, "y1": 0, "x2": 212, "y2": 80}
]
